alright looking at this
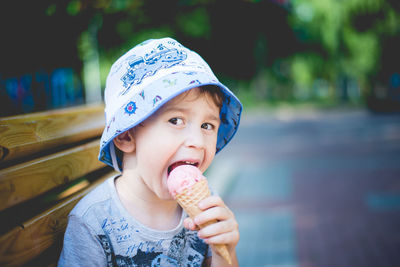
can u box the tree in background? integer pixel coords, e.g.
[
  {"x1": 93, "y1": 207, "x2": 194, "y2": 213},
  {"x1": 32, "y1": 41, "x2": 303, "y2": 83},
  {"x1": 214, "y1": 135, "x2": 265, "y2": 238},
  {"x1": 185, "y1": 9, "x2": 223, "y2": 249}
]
[
  {"x1": 288, "y1": 0, "x2": 400, "y2": 108},
  {"x1": 2, "y1": 0, "x2": 399, "y2": 113},
  {"x1": 82, "y1": 0, "x2": 400, "y2": 108}
]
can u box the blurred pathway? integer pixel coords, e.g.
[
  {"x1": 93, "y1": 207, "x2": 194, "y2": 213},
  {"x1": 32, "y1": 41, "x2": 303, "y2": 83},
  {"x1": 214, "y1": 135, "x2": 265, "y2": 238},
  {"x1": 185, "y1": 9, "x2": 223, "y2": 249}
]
[{"x1": 209, "y1": 107, "x2": 400, "y2": 267}]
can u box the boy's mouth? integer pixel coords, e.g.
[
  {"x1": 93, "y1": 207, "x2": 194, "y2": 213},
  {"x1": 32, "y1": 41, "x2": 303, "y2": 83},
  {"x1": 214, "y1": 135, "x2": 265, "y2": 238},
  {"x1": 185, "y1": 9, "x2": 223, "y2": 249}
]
[{"x1": 167, "y1": 161, "x2": 199, "y2": 176}]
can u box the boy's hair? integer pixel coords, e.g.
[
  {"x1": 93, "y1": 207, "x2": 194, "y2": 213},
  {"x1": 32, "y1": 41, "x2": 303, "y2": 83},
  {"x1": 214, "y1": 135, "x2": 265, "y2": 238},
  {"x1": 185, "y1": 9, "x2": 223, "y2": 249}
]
[
  {"x1": 99, "y1": 37, "x2": 242, "y2": 172},
  {"x1": 181, "y1": 85, "x2": 224, "y2": 110}
]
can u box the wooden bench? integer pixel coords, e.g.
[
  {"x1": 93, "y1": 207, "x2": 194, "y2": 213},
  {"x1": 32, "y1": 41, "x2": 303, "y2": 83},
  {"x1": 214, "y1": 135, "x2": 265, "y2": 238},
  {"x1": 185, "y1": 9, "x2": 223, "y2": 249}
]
[{"x1": 0, "y1": 104, "x2": 116, "y2": 267}]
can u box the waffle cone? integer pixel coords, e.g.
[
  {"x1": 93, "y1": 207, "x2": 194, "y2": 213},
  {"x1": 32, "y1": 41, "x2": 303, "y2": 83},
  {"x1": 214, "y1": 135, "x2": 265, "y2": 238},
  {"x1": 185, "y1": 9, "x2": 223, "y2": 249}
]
[{"x1": 175, "y1": 179, "x2": 232, "y2": 264}]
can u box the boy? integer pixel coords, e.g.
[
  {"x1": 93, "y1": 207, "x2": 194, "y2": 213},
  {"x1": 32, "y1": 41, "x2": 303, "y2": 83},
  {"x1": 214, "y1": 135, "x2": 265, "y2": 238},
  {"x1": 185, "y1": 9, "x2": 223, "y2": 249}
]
[{"x1": 58, "y1": 37, "x2": 242, "y2": 266}]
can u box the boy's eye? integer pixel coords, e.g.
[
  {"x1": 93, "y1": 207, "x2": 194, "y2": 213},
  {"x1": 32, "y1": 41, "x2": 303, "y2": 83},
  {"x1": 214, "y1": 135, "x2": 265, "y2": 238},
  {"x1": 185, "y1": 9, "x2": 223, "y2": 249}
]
[
  {"x1": 201, "y1": 123, "x2": 214, "y2": 130},
  {"x1": 169, "y1": 118, "x2": 184, "y2": 125}
]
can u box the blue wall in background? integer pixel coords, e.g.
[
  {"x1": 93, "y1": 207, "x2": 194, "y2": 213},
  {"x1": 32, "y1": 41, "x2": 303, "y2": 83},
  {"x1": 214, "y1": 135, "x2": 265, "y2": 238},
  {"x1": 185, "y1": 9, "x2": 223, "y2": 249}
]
[{"x1": 1, "y1": 68, "x2": 84, "y2": 117}]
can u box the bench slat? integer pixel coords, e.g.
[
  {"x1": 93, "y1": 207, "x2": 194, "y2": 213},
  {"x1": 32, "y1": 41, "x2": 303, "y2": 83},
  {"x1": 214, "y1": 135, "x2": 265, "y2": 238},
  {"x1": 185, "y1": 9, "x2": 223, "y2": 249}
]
[
  {"x1": 0, "y1": 139, "x2": 105, "y2": 212},
  {"x1": 0, "y1": 172, "x2": 116, "y2": 267},
  {"x1": 0, "y1": 104, "x2": 104, "y2": 163}
]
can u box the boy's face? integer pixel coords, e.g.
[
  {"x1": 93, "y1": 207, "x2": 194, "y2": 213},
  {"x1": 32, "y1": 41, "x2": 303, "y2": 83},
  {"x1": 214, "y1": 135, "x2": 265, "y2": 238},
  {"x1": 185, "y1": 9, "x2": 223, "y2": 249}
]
[{"x1": 131, "y1": 87, "x2": 221, "y2": 200}]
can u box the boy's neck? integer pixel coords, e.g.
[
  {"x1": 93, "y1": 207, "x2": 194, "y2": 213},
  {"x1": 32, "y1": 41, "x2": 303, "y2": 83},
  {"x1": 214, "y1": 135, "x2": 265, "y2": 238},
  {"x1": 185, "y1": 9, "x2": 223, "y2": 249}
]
[{"x1": 115, "y1": 174, "x2": 182, "y2": 231}]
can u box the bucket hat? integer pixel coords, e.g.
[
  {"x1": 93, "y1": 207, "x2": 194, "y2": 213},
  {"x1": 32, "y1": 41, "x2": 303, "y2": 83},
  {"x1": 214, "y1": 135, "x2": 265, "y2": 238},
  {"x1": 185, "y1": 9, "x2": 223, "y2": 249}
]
[{"x1": 99, "y1": 37, "x2": 242, "y2": 171}]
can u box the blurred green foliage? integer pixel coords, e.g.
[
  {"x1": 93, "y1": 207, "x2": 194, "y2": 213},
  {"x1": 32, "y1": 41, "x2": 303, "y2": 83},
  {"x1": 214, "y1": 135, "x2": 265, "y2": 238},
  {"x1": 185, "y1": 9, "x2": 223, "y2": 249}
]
[
  {"x1": 43, "y1": 0, "x2": 400, "y2": 107},
  {"x1": 288, "y1": 0, "x2": 400, "y2": 105}
]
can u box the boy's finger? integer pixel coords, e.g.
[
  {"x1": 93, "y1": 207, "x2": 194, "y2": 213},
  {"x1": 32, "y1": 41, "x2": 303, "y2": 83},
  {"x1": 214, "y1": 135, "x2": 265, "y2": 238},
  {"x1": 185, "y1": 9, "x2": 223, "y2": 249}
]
[
  {"x1": 206, "y1": 230, "x2": 240, "y2": 246},
  {"x1": 194, "y1": 206, "x2": 232, "y2": 226},
  {"x1": 198, "y1": 195, "x2": 224, "y2": 210},
  {"x1": 183, "y1": 217, "x2": 198, "y2": 230},
  {"x1": 198, "y1": 219, "x2": 238, "y2": 239}
]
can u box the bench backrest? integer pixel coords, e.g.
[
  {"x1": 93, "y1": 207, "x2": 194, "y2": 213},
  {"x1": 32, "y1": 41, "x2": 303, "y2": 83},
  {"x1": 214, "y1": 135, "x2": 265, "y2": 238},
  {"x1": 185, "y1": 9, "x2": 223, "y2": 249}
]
[{"x1": 0, "y1": 104, "x2": 116, "y2": 267}]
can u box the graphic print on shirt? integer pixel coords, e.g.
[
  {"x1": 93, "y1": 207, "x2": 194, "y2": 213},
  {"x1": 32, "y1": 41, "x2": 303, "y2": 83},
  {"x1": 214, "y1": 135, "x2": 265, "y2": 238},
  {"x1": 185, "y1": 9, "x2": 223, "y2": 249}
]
[
  {"x1": 167, "y1": 228, "x2": 207, "y2": 267},
  {"x1": 166, "y1": 228, "x2": 187, "y2": 263},
  {"x1": 98, "y1": 234, "x2": 165, "y2": 267},
  {"x1": 185, "y1": 230, "x2": 208, "y2": 267},
  {"x1": 97, "y1": 227, "x2": 208, "y2": 266},
  {"x1": 99, "y1": 235, "x2": 116, "y2": 267}
]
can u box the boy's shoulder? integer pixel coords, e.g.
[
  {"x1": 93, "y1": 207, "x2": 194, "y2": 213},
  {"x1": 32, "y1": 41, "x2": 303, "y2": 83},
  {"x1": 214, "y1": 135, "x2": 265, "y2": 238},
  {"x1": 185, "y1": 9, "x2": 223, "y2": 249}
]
[{"x1": 70, "y1": 175, "x2": 118, "y2": 218}]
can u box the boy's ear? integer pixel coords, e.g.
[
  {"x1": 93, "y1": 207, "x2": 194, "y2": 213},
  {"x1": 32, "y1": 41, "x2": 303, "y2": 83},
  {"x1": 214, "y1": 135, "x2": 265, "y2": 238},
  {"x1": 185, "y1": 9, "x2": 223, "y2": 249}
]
[{"x1": 113, "y1": 129, "x2": 136, "y2": 153}]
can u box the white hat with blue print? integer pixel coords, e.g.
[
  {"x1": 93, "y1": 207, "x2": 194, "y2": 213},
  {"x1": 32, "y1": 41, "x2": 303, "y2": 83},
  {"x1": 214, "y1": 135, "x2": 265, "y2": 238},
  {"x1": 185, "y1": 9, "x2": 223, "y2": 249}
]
[{"x1": 99, "y1": 37, "x2": 242, "y2": 172}]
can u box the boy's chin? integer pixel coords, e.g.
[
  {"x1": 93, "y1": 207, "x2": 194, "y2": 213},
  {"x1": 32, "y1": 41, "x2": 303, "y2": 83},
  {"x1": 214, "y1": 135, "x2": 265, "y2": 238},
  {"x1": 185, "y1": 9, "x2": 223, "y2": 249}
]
[
  {"x1": 165, "y1": 194, "x2": 176, "y2": 201},
  {"x1": 158, "y1": 190, "x2": 175, "y2": 201}
]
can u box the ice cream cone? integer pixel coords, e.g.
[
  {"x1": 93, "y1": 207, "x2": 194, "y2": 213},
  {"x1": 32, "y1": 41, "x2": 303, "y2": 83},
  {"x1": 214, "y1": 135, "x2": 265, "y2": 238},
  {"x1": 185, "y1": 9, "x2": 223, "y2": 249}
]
[{"x1": 175, "y1": 179, "x2": 232, "y2": 264}]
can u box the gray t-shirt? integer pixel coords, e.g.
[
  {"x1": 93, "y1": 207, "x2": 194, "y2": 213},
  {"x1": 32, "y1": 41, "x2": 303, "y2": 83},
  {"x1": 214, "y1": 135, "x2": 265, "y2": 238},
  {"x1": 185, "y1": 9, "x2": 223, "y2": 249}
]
[{"x1": 58, "y1": 175, "x2": 210, "y2": 267}]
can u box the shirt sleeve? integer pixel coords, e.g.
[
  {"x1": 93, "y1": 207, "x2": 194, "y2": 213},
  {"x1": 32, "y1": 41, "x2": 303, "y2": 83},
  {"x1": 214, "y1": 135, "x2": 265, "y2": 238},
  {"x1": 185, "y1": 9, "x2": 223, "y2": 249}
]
[{"x1": 58, "y1": 214, "x2": 107, "y2": 267}]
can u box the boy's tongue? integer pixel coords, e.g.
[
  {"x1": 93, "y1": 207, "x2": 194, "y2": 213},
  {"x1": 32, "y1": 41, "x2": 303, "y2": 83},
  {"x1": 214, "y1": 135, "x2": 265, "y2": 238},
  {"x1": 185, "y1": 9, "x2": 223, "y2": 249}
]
[{"x1": 167, "y1": 165, "x2": 205, "y2": 198}]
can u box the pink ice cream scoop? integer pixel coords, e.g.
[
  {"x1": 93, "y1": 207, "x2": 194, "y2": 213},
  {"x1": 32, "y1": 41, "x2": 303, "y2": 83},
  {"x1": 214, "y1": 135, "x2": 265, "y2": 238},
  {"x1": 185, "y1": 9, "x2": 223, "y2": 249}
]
[{"x1": 167, "y1": 164, "x2": 205, "y2": 198}]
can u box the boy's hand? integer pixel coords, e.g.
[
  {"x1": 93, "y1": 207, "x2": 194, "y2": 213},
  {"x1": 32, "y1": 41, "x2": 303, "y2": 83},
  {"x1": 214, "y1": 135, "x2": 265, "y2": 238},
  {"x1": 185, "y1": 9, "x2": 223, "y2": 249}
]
[{"x1": 183, "y1": 195, "x2": 239, "y2": 265}]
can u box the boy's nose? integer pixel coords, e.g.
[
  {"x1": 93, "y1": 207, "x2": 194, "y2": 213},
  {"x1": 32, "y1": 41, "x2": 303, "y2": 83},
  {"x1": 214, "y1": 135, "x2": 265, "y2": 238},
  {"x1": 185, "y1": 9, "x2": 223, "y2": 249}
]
[{"x1": 184, "y1": 126, "x2": 205, "y2": 149}]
